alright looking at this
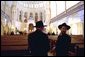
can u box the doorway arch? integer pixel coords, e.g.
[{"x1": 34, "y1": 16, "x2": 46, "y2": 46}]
[{"x1": 28, "y1": 23, "x2": 34, "y2": 32}]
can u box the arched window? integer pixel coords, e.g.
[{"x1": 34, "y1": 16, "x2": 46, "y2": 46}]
[
  {"x1": 35, "y1": 13, "x2": 38, "y2": 22},
  {"x1": 24, "y1": 12, "x2": 28, "y2": 23},
  {"x1": 29, "y1": 12, "x2": 33, "y2": 19},
  {"x1": 24, "y1": 12, "x2": 28, "y2": 18},
  {"x1": 40, "y1": 12, "x2": 43, "y2": 21},
  {"x1": 19, "y1": 11, "x2": 22, "y2": 22}
]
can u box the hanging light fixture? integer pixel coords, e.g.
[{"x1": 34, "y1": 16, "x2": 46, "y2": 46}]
[
  {"x1": 65, "y1": 1, "x2": 69, "y2": 24},
  {"x1": 65, "y1": 1, "x2": 67, "y2": 14}
]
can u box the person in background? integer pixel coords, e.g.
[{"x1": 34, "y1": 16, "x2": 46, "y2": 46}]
[
  {"x1": 55, "y1": 23, "x2": 71, "y2": 56},
  {"x1": 28, "y1": 21, "x2": 50, "y2": 56},
  {"x1": 10, "y1": 31, "x2": 14, "y2": 35}
]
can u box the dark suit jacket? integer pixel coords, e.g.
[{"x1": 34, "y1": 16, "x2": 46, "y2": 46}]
[
  {"x1": 28, "y1": 29, "x2": 50, "y2": 56},
  {"x1": 55, "y1": 34, "x2": 71, "y2": 56}
]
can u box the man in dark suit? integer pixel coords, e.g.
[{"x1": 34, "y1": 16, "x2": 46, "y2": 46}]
[
  {"x1": 28, "y1": 21, "x2": 50, "y2": 56},
  {"x1": 55, "y1": 23, "x2": 71, "y2": 56}
]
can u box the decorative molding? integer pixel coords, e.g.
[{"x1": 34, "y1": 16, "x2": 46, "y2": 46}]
[{"x1": 50, "y1": 1, "x2": 84, "y2": 23}]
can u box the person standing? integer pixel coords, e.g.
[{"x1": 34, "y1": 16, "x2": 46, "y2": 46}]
[
  {"x1": 28, "y1": 21, "x2": 50, "y2": 56},
  {"x1": 55, "y1": 23, "x2": 71, "y2": 56}
]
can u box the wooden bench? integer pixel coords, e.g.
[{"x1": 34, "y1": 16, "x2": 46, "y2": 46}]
[
  {"x1": 1, "y1": 35, "x2": 28, "y2": 51},
  {"x1": 1, "y1": 35, "x2": 84, "y2": 51}
]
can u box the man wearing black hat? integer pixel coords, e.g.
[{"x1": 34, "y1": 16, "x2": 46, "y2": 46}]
[
  {"x1": 55, "y1": 23, "x2": 71, "y2": 56},
  {"x1": 28, "y1": 21, "x2": 50, "y2": 56}
]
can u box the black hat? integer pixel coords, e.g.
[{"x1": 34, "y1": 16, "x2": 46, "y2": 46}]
[
  {"x1": 58, "y1": 23, "x2": 70, "y2": 30},
  {"x1": 34, "y1": 21, "x2": 46, "y2": 28}
]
